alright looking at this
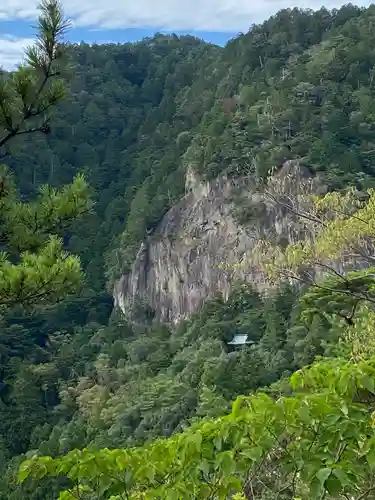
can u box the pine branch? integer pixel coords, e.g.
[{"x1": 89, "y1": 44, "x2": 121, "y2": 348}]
[
  {"x1": 0, "y1": 4, "x2": 91, "y2": 309},
  {"x1": 4, "y1": 174, "x2": 93, "y2": 253},
  {"x1": 0, "y1": 237, "x2": 82, "y2": 308},
  {"x1": 0, "y1": 0, "x2": 71, "y2": 154}
]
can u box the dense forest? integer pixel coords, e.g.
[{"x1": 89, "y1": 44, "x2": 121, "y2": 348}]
[{"x1": 3, "y1": 1, "x2": 375, "y2": 498}]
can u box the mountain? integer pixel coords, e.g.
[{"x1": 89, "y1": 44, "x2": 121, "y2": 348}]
[
  {"x1": 113, "y1": 3, "x2": 375, "y2": 322},
  {"x1": 3, "y1": 4, "x2": 375, "y2": 499},
  {"x1": 11, "y1": 4, "x2": 375, "y2": 301}
]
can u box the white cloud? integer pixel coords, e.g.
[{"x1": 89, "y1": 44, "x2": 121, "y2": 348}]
[
  {"x1": 0, "y1": 0, "x2": 373, "y2": 32},
  {"x1": 0, "y1": 36, "x2": 33, "y2": 70},
  {"x1": 72, "y1": 0, "x2": 373, "y2": 30}
]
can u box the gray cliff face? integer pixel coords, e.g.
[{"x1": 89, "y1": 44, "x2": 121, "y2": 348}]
[{"x1": 113, "y1": 162, "x2": 324, "y2": 323}]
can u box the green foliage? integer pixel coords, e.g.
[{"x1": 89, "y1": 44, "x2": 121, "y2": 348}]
[
  {"x1": 258, "y1": 186, "x2": 375, "y2": 286},
  {"x1": 6, "y1": 4, "x2": 375, "y2": 500},
  {"x1": 180, "y1": 5, "x2": 375, "y2": 189},
  {"x1": 19, "y1": 355, "x2": 375, "y2": 499},
  {"x1": 0, "y1": 282, "x2": 311, "y2": 499}
]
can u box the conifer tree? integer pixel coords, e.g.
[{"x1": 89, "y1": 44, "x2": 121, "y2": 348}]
[{"x1": 0, "y1": 0, "x2": 91, "y2": 309}]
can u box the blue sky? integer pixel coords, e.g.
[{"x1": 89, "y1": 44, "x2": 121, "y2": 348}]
[{"x1": 0, "y1": 0, "x2": 373, "y2": 69}]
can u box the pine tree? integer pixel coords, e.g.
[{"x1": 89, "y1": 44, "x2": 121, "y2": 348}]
[{"x1": 0, "y1": 0, "x2": 92, "y2": 310}]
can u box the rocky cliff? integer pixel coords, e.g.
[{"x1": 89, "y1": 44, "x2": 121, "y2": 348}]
[{"x1": 113, "y1": 162, "x2": 327, "y2": 323}]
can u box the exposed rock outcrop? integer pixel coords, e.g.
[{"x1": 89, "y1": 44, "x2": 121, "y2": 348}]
[{"x1": 114, "y1": 162, "x2": 326, "y2": 323}]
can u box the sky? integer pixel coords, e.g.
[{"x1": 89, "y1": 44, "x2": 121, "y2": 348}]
[{"x1": 0, "y1": 0, "x2": 373, "y2": 70}]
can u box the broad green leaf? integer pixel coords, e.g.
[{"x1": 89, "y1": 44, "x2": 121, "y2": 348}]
[
  {"x1": 360, "y1": 374, "x2": 375, "y2": 393},
  {"x1": 316, "y1": 467, "x2": 332, "y2": 486},
  {"x1": 332, "y1": 467, "x2": 351, "y2": 487},
  {"x1": 325, "y1": 475, "x2": 343, "y2": 495},
  {"x1": 18, "y1": 462, "x2": 31, "y2": 482}
]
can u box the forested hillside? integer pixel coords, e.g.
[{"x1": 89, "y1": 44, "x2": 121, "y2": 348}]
[{"x1": 4, "y1": 2, "x2": 375, "y2": 499}]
